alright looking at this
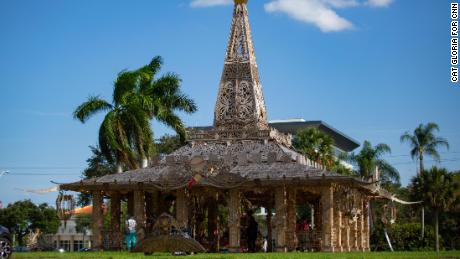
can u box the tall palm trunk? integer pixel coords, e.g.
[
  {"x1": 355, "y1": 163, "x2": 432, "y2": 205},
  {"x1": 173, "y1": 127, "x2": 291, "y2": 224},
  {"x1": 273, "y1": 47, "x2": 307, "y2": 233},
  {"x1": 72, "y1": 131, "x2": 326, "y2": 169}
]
[
  {"x1": 419, "y1": 152, "x2": 425, "y2": 240},
  {"x1": 419, "y1": 152, "x2": 424, "y2": 175},
  {"x1": 117, "y1": 164, "x2": 123, "y2": 173},
  {"x1": 141, "y1": 158, "x2": 148, "y2": 168},
  {"x1": 435, "y1": 209, "x2": 439, "y2": 252}
]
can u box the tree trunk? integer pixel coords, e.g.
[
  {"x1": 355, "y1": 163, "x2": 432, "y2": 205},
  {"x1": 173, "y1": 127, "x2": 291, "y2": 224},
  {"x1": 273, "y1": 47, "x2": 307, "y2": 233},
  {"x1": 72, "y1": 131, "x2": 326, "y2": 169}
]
[
  {"x1": 419, "y1": 153, "x2": 424, "y2": 175},
  {"x1": 435, "y1": 209, "x2": 439, "y2": 253},
  {"x1": 421, "y1": 207, "x2": 425, "y2": 239},
  {"x1": 141, "y1": 158, "x2": 148, "y2": 169},
  {"x1": 419, "y1": 152, "x2": 425, "y2": 240}
]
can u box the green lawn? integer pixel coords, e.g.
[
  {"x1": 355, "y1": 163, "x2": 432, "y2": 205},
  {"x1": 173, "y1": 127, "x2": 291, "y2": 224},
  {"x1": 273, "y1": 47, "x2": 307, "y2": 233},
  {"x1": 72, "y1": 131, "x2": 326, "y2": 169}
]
[{"x1": 11, "y1": 251, "x2": 460, "y2": 259}]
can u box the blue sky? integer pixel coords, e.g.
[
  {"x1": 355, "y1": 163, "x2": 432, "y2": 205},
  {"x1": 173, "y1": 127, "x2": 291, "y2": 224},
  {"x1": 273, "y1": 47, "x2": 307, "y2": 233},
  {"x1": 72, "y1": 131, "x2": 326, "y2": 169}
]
[{"x1": 0, "y1": 0, "x2": 458, "y2": 206}]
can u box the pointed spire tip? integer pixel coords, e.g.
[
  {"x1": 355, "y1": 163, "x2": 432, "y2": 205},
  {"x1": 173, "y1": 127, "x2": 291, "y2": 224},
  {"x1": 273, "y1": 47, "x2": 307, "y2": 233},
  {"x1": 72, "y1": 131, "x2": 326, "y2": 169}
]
[{"x1": 234, "y1": 0, "x2": 248, "y2": 5}]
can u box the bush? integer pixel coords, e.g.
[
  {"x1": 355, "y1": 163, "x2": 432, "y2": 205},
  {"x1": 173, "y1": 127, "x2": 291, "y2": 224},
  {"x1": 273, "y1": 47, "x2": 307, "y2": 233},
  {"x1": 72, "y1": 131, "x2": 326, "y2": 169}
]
[{"x1": 373, "y1": 223, "x2": 440, "y2": 251}]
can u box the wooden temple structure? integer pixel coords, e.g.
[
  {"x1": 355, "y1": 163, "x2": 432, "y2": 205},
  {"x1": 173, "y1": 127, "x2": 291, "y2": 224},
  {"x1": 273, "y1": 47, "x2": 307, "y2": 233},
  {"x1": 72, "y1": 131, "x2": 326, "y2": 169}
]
[{"x1": 60, "y1": 0, "x2": 397, "y2": 253}]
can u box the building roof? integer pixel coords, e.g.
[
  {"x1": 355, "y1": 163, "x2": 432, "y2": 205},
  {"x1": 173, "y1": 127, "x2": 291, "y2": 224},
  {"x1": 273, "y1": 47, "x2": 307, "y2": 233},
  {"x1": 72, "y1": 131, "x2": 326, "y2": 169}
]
[{"x1": 268, "y1": 120, "x2": 360, "y2": 152}]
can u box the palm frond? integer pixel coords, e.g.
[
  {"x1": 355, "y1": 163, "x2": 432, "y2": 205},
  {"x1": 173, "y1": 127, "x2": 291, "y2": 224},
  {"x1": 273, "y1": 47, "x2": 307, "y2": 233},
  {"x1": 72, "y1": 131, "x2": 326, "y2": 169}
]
[
  {"x1": 432, "y1": 137, "x2": 450, "y2": 150},
  {"x1": 147, "y1": 56, "x2": 163, "y2": 78},
  {"x1": 73, "y1": 96, "x2": 112, "y2": 123},
  {"x1": 374, "y1": 143, "x2": 391, "y2": 157},
  {"x1": 113, "y1": 71, "x2": 138, "y2": 106},
  {"x1": 377, "y1": 160, "x2": 400, "y2": 183},
  {"x1": 425, "y1": 122, "x2": 440, "y2": 133},
  {"x1": 98, "y1": 111, "x2": 120, "y2": 163},
  {"x1": 400, "y1": 132, "x2": 418, "y2": 148},
  {"x1": 156, "y1": 109, "x2": 187, "y2": 142},
  {"x1": 170, "y1": 93, "x2": 198, "y2": 114},
  {"x1": 150, "y1": 73, "x2": 182, "y2": 99},
  {"x1": 424, "y1": 147, "x2": 441, "y2": 162}
]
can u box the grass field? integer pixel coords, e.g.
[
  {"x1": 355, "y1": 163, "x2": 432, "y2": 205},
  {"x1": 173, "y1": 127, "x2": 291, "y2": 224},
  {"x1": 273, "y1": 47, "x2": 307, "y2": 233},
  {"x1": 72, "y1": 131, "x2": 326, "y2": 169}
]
[{"x1": 10, "y1": 251, "x2": 460, "y2": 259}]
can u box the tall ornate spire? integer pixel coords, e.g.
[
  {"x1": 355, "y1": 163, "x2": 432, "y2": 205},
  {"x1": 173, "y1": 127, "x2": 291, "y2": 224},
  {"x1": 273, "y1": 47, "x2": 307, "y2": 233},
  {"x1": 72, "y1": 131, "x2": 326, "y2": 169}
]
[{"x1": 214, "y1": 0, "x2": 268, "y2": 131}]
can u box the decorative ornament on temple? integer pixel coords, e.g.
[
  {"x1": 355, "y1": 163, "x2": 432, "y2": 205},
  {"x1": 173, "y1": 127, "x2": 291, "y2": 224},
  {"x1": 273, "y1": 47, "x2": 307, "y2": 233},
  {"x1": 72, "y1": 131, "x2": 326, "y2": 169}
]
[
  {"x1": 55, "y1": 191, "x2": 75, "y2": 227},
  {"x1": 381, "y1": 202, "x2": 398, "y2": 225}
]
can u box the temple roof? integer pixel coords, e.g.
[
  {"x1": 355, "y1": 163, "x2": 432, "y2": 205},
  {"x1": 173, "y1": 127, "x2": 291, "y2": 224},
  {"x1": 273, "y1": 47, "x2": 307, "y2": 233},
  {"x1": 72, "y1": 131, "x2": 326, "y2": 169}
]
[{"x1": 60, "y1": 140, "x2": 379, "y2": 193}]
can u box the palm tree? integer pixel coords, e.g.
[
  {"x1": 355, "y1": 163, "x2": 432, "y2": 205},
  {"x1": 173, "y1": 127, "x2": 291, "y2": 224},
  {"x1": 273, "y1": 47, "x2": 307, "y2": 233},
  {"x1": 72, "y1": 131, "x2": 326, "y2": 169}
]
[
  {"x1": 74, "y1": 56, "x2": 197, "y2": 171},
  {"x1": 125, "y1": 56, "x2": 197, "y2": 141},
  {"x1": 293, "y1": 128, "x2": 334, "y2": 169},
  {"x1": 346, "y1": 140, "x2": 400, "y2": 184},
  {"x1": 400, "y1": 123, "x2": 449, "y2": 175},
  {"x1": 411, "y1": 167, "x2": 459, "y2": 252}
]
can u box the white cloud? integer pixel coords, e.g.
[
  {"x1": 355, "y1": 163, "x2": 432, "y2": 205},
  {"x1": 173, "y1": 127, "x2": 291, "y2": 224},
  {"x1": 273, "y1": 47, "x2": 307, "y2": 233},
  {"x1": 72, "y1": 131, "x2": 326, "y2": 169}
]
[
  {"x1": 190, "y1": 0, "x2": 232, "y2": 7},
  {"x1": 366, "y1": 0, "x2": 393, "y2": 7},
  {"x1": 190, "y1": 0, "x2": 394, "y2": 32},
  {"x1": 322, "y1": 0, "x2": 359, "y2": 8},
  {"x1": 264, "y1": 0, "x2": 354, "y2": 32}
]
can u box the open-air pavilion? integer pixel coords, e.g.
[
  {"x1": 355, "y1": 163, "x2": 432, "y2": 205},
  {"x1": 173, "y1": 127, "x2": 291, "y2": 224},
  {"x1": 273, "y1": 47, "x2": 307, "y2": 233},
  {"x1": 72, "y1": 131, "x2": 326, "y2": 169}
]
[{"x1": 59, "y1": 0, "x2": 402, "y2": 253}]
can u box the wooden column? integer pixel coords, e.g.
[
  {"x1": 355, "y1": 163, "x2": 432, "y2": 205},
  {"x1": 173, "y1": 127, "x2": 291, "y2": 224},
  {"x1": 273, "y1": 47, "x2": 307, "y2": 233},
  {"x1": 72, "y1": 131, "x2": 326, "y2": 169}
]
[
  {"x1": 336, "y1": 209, "x2": 343, "y2": 252},
  {"x1": 176, "y1": 189, "x2": 188, "y2": 229},
  {"x1": 312, "y1": 199, "x2": 321, "y2": 251},
  {"x1": 228, "y1": 189, "x2": 241, "y2": 252},
  {"x1": 110, "y1": 192, "x2": 122, "y2": 250},
  {"x1": 133, "y1": 189, "x2": 146, "y2": 241},
  {"x1": 363, "y1": 199, "x2": 370, "y2": 251},
  {"x1": 311, "y1": 206, "x2": 315, "y2": 229},
  {"x1": 91, "y1": 191, "x2": 103, "y2": 250},
  {"x1": 359, "y1": 198, "x2": 365, "y2": 251},
  {"x1": 266, "y1": 204, "x2": 273, "y2": 252},
  {"x1": 207, "y1": 197, "x2": 218, "y2": 252},
  {"x1": 342, "y1": 215, "x2": 350, "y2": 252},
  {"x1": 320, "y1": 185, "x2": 334, "y2": 252},
  {"x1": 274, "y1": 186, "x2": 287, "y2": 252},
  {"x1": 286, "y1": 188, "x2": 297, "y2": 251},
  {"x1": 352, "y1": 216, "x2": 358, "y2": 251},
  {"x1": 344, "y1": 215, "x2": 351, "y2": 251}
]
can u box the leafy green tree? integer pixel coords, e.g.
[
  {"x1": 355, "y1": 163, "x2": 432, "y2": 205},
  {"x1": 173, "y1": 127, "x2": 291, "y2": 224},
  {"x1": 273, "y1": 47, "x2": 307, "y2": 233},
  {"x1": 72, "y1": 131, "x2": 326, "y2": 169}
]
[
  {"x1": 82, "y1": 146, "x2": 116, "y2": 179},
  {"x1": 293, "y1": 128, "x2": 334, "y2": 169},
  {"x1": 400, "y1": 123, "x2": 449, "y2": 174},
  {"x1": 346, "y1": 140, "x2": 400, "y2": 184},
  {"x1": 439, "y1": 171, "x2": 460, "y2": 250},
  {"x1": 0, "y1": 200, "x2": 59, "y2": 246},
  {"x1": 330, "y1": 159, "x2": 354, "y2": 176},
  {"x1": 410, "y1": 167, "x2": 459, "y2": 252},
  {"x1": 74, "y1": 56, "x2": 197, "y2": 171},
  {"x1": 156, "y1": 134, "x2": 184, "y2": 155},
  {"x1": 78, "y1": 146, "x2": 116, "y2": 206}
]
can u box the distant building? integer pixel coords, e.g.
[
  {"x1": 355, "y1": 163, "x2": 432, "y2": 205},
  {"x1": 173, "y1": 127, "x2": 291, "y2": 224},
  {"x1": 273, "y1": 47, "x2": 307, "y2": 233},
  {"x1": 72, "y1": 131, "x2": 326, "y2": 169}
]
[{"x1": 47, "y1": 206, "x2": 93, "y2": 252}]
